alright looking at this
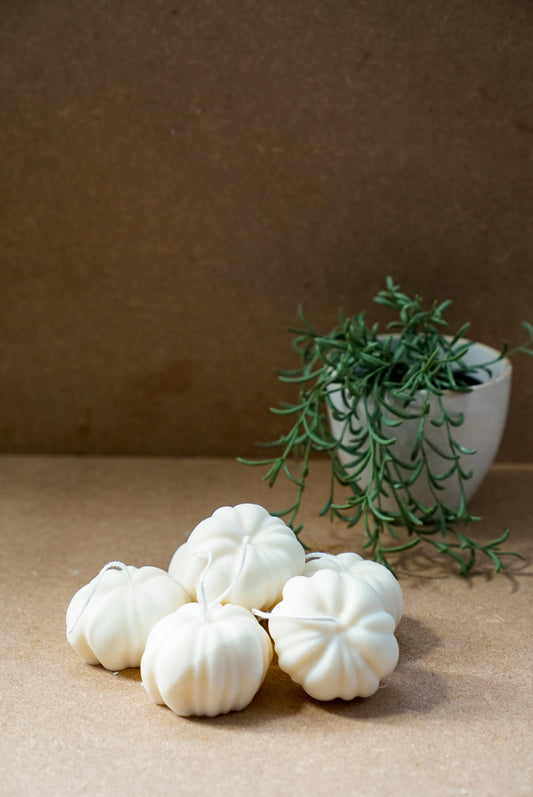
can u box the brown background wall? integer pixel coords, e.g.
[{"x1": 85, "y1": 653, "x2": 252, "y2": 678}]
[{"x1": 1, "y1": 0, "x2": 532, "y2": 459}]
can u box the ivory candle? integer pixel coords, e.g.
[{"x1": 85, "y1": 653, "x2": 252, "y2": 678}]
[
  {"x1": 303, "y1": 551, "x2": 403, "y2": 627},
  {"x1": 66, "y1": 562, "x2": 189, "y2": 671},
  {"x1": 168, "y1": 503, "x2": 305, "y2": 611},
  {"x1": 265, "y1": 569, "x2": 399, "y2": 701},
  {"x1": 141, "y1": 601, "x2": 273, "y2": 717}
]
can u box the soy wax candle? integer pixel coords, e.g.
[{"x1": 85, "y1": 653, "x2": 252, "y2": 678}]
[
  {"x1": 66, "y1": 562, "x2": 189, "y2": 671},
  {"x1": 142, "y1": 546, "x2": 273, "y2": 717},
  {"x1": 263, "y1": 569, "x2": 399, "y2": 701},
  {"x1": 303, "y1": 551, "x2": 403, "y2": 627},
  {"x1": 168, "y1": 503, "x2": 305, "y2": 611}
]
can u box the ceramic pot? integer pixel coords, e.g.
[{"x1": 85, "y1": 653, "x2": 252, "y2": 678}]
[{"x1": 326, "y1": 340, "x2": 512, "y2": 513}]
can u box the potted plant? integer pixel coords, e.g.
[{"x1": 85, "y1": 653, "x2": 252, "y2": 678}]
[{"x1": 240, "y1": 278, "x2": 532, "y2": 574}]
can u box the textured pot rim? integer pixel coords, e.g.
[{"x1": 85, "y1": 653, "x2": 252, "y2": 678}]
[{"x1": 452, "y1": 338, "x2": 512, "y2": 393}]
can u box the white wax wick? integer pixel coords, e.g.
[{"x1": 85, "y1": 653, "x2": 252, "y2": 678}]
[
  {"x1": 195, "y1": 535, "x2": 251, "y2": 616},
  {"x1": 305, "y1": 552, "x2": 347, "y2": 571},
  {"x1": 67, "y1": 560, "x2": 131, "y2": 635},
  {"x1": 252, "y1": 608, "x2": 339, "y2": 626}
]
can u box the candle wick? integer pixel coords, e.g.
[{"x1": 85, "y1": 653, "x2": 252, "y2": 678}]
[
  {"x1": 209, "y1": 535, "x2": 250, "y2": 608},
  {"x1": 193, "y1": 536, "x2": 251, "y2": 616},
  {"x1": 252, "y1": 608, "x2": 339, "y2": 626},
  {"x1": 67, "y1": 560, "x2": 131, "y2": 636},
  {"x1": 305, "y1": 552, "x2": 346, "y2": 572},
  {"x1": 194, "y1": 550, "x2": 213, "y2": 620}
]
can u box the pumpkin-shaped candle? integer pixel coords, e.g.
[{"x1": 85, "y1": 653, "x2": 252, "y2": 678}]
[
  {"x1": 303, "y1": 551, "x2": 403, "y2": 627},
  {"x1": 141, "y1": 600, "x2": 273, "y2": 717},
  {"x1": 66, "y1": 562, "x2": 190, "y2": 670},
  {"x1": 168, "y1": 503, "x2": 305, "y2": 611},
  {"x1": 267, "y1": 569, "x2": 399, "y2": 701}
]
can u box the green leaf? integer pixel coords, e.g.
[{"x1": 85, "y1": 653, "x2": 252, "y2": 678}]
[
  {"x1": 381, "y1": 415, "x2": 404, "y2": 428},
  {"x1": 410, "y1": 416, "x2": 426, "y2": 460},
  {"x1": 269, "y1": 403, "x2": 305, "y2": 415},
  {"x1": 446, "y1": 412, "x2": 465, "y2": 428},
  {"x1": 455, "y1": 443, "x2": 477, "y2": 456}
]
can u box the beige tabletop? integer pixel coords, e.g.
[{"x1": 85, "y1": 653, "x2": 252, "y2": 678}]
[{"x1": 1, "y1": 456, "x2": 532, "y2": 796}]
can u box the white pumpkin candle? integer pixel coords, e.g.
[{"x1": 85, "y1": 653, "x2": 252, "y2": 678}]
[
  {"x1": 265, "y1": 569, "x2": 399, "y2": 701},
  {"x1": 66, "y1": 562, "x2": 190, "y2": 671},
  {"x1": 168, "y1": 503, "x2": 305, "y2": 611},
  {"x1": 303, "y1": 551, "x2": 403, "y2": 627},
  {"x1": 141, "y1": 602, "x2": 273, "y2": 717},
  {"x1": 141, "y1": 552, "x2": 273, "y2": 717}
]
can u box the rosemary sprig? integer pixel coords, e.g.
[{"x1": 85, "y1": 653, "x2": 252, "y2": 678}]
[{"x1": 239, "y1": 277, "x2": 531, "y2": 575}]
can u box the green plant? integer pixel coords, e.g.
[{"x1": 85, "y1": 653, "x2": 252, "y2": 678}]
[{"x1": 239, "y1": 277, "x2": 533, "y2": 575}]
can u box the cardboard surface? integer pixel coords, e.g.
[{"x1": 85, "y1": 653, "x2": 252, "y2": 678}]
[
  {"x1": 1, "y1": 456, "x2": 532, "y2": 796},
  {"x1": 1, "y1": 1, "x2": 532, "y2": 459}
]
